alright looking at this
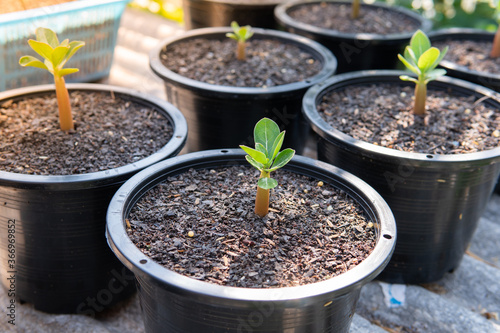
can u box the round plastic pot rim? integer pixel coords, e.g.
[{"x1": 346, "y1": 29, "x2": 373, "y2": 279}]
[
  {"x1": 274, "y1": 0, "x2": 432, "y2": 41},
  {"x1": 149, "y1": 26, "x2": 337, "y2": 97},
  {"x1": 302, "y1": 69, "x2": 500, "y2": 166},
  {"x1": 106, "y1": 149, "x2": 396, "y2": 302},
  {"x1": 429, "y1": 28, "x2": 500, "y2": 82},
  {"x1": 0, "y1": 83, "x2": 188, "y2": 186}
]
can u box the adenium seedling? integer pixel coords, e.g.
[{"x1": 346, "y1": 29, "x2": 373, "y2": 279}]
[
  {"x1": 19, "y1": 27, "x2": 85, "y2": 131},
  {"x1": 225, "y1": 21, "x2": 254, "y2": 61},
  {"x1": 240, "y1": 118, "x2": 295, "y2": 217},
  {"x1": 351, "y1": 0, "x2": 360, "y2": 19},
  {"x1": 398, "y1": 30, "x2": 448, "y2": 117}
]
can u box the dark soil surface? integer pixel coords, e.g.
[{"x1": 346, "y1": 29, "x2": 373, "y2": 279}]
[
  {"x1": 160, "y1": 38, "x2": 322, "y2": 87},
  {"x1": 434, "y1": 39, "x2": 500, "y2": 75},
  {"x1": 318, "y1": 84, "x2": 500, "y2": 154},
  {"x1": 127, "y1": 166, "x2": 377, "y2": 288},
  {"x1": 287, "y1": 2, "x2": 421, "y2": 34},
  {"x1": 0, "y1": 91, "x2": 173, "y2": 175}
]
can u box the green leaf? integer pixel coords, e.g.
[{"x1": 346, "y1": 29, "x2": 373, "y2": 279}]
[
  {"x1": 255, "y1": 142, "x2": 267, "y2": 155},
  {"x1": 269, "y1": 131, "x2": 285, "y2": 161},
  {"x1": 20, "y1": 27, "x2": 84, "y2": 79},
  {"x1": 399, "y1": 75, "x2": 418, "y2": 83},
  {"x1": 432, "y1": 46, "x2": 448, "y2": 68},
  {"x1": 19, "y1": 56, "x2": 48, "y2": 70},
  {"x1": 36, "y1": 27, "x2": 59, "y2": 48},
  {"x1": 52, "y1": 45, "x2": 70, "y2": 68},
  {"x1": 226, "y1": 33, "x2": 238, "y2": 40},
  {"x1": 258, "y1": 177, "x2": 278, "y2": 190},
  {"x1": 230, "y1": 21, "x2": 240, "y2": 32},
  {"x1": 28, "y1": 39, "x2": 54, "y2": 62},
  {"x1": 268, "y1": 148, "x2": 295, "y2": 172},
  {"x1": 418, "y1": 47, "x2": 440, "y2": 72},
  {"x1": 398, "y1": 54, "x2": 420, "y2": 76},
  {"x1": 254, "y1": 118, "x2": 280, "y2": 155},
  {"x1": 65, "y1": 41, "x2": 85, "y2": 62},
  {"x1": 424, "y1": 69, "x2": 447, "y2": 83},
  {"x1": 404, "y1": 47, "x2": 417, "y2": 67},
  {"x1": 239, "y1": 26, "x2": 253, "y2": 41},
  {"x1": 410, "y1": 29, "x2": 431, "y2": 60},
  {"x1": 240, "y1": 145, "x2": 268, "y2": 165},
  {"x1": 228, "y1": 21, "x2": 253, "y2": 42},
  {"x1": 245, "y1": 155, "x2": 264, "y2": 172},
  {"x1": 58, "y1": 68, "x2": 79, "y2": 77}
]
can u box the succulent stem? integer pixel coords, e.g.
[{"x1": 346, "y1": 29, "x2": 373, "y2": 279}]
[{"x1": 54, "y1": 75, "x2": 74, "y2": 131}]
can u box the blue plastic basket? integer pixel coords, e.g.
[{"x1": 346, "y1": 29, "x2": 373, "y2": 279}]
[{"x1": 0, "y1": 0, "x2": 129, "y2": 91}]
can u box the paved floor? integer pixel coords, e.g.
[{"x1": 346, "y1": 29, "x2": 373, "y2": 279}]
[{"x1": 1, "y1": 7, "x2": 499, "y2": 333}]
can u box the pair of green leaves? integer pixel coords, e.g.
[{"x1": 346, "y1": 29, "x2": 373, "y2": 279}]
[
  {"x1": 240, "y1": 118, "x2": 295, "y2": 190},
  {"x1": 398, "y1": 30, "x2": 448, "y2": 84},
  {"x1": 19, "y1": 27, "x2": 85, "y2": 78},
  {"x1": 225, "y1": 21, "x2": 254, "y2": 43}
]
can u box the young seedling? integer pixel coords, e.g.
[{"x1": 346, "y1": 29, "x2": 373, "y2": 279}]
[
  {"x1": 398, "y1": 30, "x2": 448, "y2": 117},
  {"x1": 491, "y1": 26, "x2": 500, "y2": 58},
  {"x1": 490, "y1": 5, "x2": 500, "y2": 58},
  {"x1": 240, "y1": 118, "x2": 295, "y2": 217},
  {"x1": 351, "y1": 0, "x2": 360, "y2": 19},
  {"x1": 225, "y1": 21, "x2": 254, "y2": 61},
  {"x1": 19, "y1": 27, "x2": 85, "y2": 131}
]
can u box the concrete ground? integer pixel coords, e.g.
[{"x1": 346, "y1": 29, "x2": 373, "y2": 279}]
[{"x1": 1, "y1": 7, "x2": 499, "y2": 333}]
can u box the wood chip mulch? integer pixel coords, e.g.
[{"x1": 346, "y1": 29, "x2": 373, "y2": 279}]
[
  {"x1": 0, "y1": 91, "x2": 173, "y2": 175},
  {"x1": 127, "y1": 166, "x2": 377, "y2": 288},
  {"x1": 286, "y1": 2, "x2": 421, "y2": 34},
  {"x1": 317, "y1": 84, "x2": 500, "y2": 155},
  {"x1": 160, "y1": 38, "x2": 322, "y2": 88}
]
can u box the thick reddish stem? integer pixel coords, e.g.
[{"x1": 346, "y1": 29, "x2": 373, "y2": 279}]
[
  {"x1": 54, "y1": 75, "x2": 74, "y2": 131},
  {"x1": 237, "y1": 41, "x2": 246, "y2": 61},
  {"x1": 413, "y1": 82, "x2": 427, "y2": 117},
  {"x1": 490, "y1": 26, "x2": 500, "y2": 58},
  {"x1": 255, "y1": 171, "x2": 270, "y2": 217}
]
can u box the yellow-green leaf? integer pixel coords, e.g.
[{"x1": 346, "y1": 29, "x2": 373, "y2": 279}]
[
  {"x1": 36, "y1": 27, "x2": 59, "y2": 48},
  {"x1": 28, "y1": 39, "x2": 53, "y2": 62},
  {"x1": 57, "y1": 68, "x2": 79, "y2": 77},
  {"x1": 66, "y1": 41, "x2": 85, "y2": 60},
  {"x1": 410, "y1": 29, "x2": 431, "y2": 60},
  {"x1": 52, "y1": 45, "x2": 70, "y2": 68},
  {"x1": 19, "y1": 56, "x2": 48, "y2": 71},
  {"x1": 418, "y1": 47, "x2": 440, "y2": 72}
]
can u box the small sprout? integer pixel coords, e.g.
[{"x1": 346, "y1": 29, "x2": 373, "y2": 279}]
[
  {"x1": 19, "y1": 27, "x2": 85, "y2": 131},
  {"x1": 240, "y1": 118, "x2": 295, "y2": 217},
  {"x1": 398, "y1": 30, "x2": 448, "y2": 117},
  {"x1": 226, "y1": 21, "x2": 254, "y2": 61},
  {"x1": 491, "y1": 4, "x2": 500, "y2": 58},
  {"x1": 491, "y1": 26, "x2": 500, "y2": 58},
  {"x1": 351, "y1": 0, "x2": 360, "y2": 19}
]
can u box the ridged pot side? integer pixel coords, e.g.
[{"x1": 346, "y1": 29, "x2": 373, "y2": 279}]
[
  {"x1": 106, "y1": 149, "x2": 396, "y2": 333},
  {"x1": 0, "y1": 84, "x2": 187, "y2": 314},
  {"x1": 149, "y1": 27, "x2": 337, "y2": 153},
  {"x1": 302, "y1": 71, "x2": 500, "y2": 283},
  {"x1": 429, "y1": 28, "x2": 500, "y2": 194},
  {"x1": 274, "y1": 0, "x2": 432, "y2": 73}
]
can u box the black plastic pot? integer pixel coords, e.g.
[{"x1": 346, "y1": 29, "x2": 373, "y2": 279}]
[
  {"x1": 429, "y1": 28, "x2": 500, "y2": 195},
  {"x1": 149, "y1": 27, "x2": 337, "y2": 153},
  {"x1": 0, "y1": 84, "x2": 187, "y2": 314},
  {"x1": 274, "y1": 0, "x2": 432, "y2": 73},
  {"x1": 106, "y1": 149, "x2": 396, "y2": 333},
  {"x1": 183, "y1": 0, "x2": 288, "y2": 30},
  {"x1": 429, "y1": 28, "x2": 500, "y2": 92},
  {"x1": 302, "y1": 70, "x2": 500, "y2": 284}
]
